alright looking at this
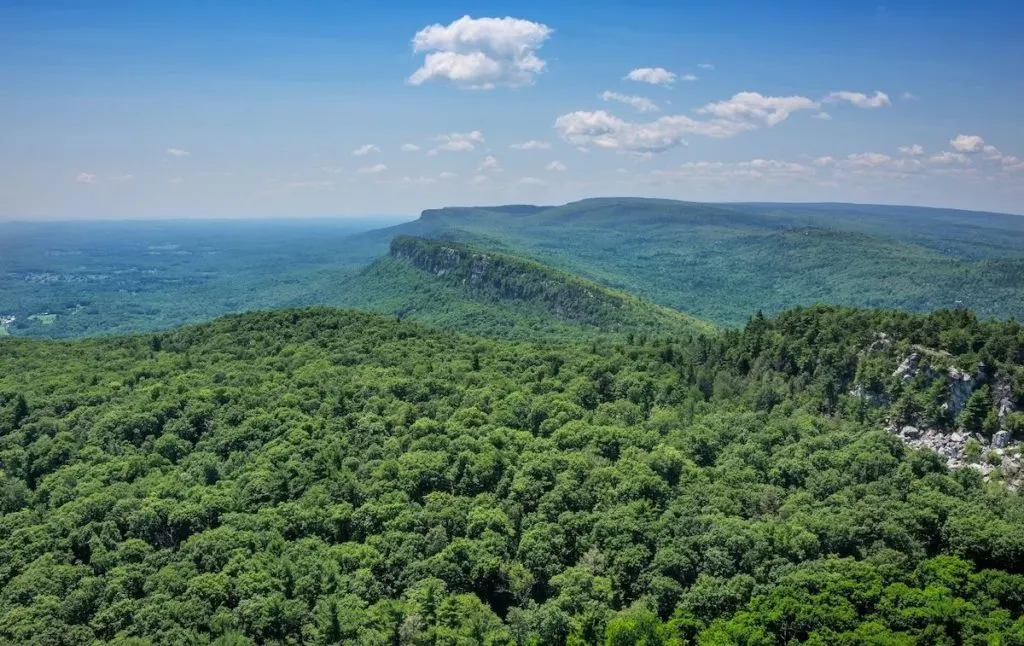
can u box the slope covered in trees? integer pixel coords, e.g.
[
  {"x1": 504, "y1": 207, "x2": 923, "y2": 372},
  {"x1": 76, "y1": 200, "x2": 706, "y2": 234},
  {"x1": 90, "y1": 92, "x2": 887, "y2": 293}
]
[
  {"x1": 347, "y1": 198, "x2": 1024, "y2": 326},
  {"x1": 2, "y1": 305, "x2": 1024, "y2": 644},
  {"x1": 318, "y1": 236, "x2": 710, "y2": 341},
  {"x1": 5, "y1": 199, "x2": 1024, "y2": 338}
]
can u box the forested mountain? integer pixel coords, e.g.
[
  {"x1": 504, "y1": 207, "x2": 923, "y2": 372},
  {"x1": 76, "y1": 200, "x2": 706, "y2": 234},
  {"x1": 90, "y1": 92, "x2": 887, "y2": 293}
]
[
  {"x1": 314, "y1": 236, "x2": 710, "y2": 341},
  {"x1": 2, "y1": 304, "x2": 1024, "y2": 644},
  {"x1": 5, "y1": 199, "x2": 1024, "y2": 339},
  {"x1": 346, "y1": 198, "x2": 1024, "y2": 326}
]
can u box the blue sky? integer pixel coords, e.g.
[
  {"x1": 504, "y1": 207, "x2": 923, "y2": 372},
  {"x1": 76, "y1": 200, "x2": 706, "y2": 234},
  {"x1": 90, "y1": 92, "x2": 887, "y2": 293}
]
[{"x1": 1, "y1": 0, "x2": 1022, "y2": 218}]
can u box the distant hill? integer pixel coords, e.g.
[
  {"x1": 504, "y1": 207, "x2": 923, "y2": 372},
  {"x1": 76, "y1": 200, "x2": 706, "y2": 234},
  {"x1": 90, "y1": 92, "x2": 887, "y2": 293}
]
[
  {"x1": 5, "y1": 198, "x2": 1024, "y2": 338},
  {"x1": 343, "y1": 197, "x2": 1024, "y2": 326},
  {"x1": 322, "y1": 235, "x2": 711, "y2": 341}
]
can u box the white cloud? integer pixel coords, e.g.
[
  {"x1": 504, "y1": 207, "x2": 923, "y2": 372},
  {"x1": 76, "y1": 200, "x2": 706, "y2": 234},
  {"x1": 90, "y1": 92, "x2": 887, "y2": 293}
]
[
  {"x1": 553, "y1": 109, "x2": 756, "y2": 154},
  {"x1": 429, "y1": 130, "x2": 485, "y2": 154},
  {"x1": 898, "y1": 144, "x2": 924, "y2": 156},
  {"x1": 359, "y1": 163, "x2": 388, "y2": 174},
  {"x1": 439, "y1": 171, "x2": 458, "y2": 179},
  {"x1": 471, "y1": 174, "x2": 490, "y2": 184},
  {"x1": 408, "y1": 15, "x2": 552, "y2": 89},
  {"x1": 76, "y1": 172, "x2": 98, "y2": 184},
  {"x1": 321, "y1": 166, "x2": 345, "y2": 174},
  {"x1": 846, "y1": 152, "x2": 892, "y2": 167},
  {"x1": 824, "y1": 90, "x2": 891, "y2": 108},
  {"x1": 950, "y1": 134, "x2": 985, "y2": 153},
  {"x1": 902, "y1": 92, "x2": 918, "y2": 101},
  {"x1": 930, "y1": 151, "x2": 969, "y2": 165},
  {"x1": 478, "y1": 155, "x2": 501, "y2": 172},
  {"x1": 400, "y1": 143, "x2": 421, "y2": 152},
  {"x1": 681, "y1": 74, "x2": 699, "y2": 82},
  {"x1": 600, "y1": 90, "x2": 659, "y2": 113},
  {"x1": 624, "y1": 67, "x2": 677, "y2": 85},
  {"x1": 698, "y1": 92, "x2": 820, "y2": 126},
  {"x1": 812, "y1": 112, "x2": 832, "y2": 120},
  {"x1": 698, "y1": 63, "x2": 714, "y2": 70},
  {"x1": 812, "y1": 156, "x2": 835, "y2": 166},
  {"x1": 352, "y1": 144, "x2": 380, "y2": 156},
  {"x1": 510, "y1": 140, "x2": 551, "y2": 150},
  {"x1": 545, "y1": 161, "x2": 567, "y2": 172},
  {"x1": 166, "y1": 148, "x2": 190, "y2": 157},
  {"x1": 519, "y1": 176, "x2": 547, "y2": 186}
]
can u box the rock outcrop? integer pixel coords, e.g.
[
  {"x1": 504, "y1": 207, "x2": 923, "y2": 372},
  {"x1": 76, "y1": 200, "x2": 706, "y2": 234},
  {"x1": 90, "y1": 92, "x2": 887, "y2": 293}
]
[
  {"x1": 887, "y1": 423, "x2": 1022, "y2": 489},
  {"x1": 996, "y1": 380, "x2": 1017, "y2": 424},
  {"x1": 942, "y1": 367, "x2": 976, "y2": 419},
  {"x1": 892, "y1": 353, "x2": 922, "y2": 382}
]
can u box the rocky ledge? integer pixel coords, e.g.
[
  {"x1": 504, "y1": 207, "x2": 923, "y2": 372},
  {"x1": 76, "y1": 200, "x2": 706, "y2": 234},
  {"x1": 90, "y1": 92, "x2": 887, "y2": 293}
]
[{"x1": 887, "y1": 423, "x2": 1022, "y2": 489}]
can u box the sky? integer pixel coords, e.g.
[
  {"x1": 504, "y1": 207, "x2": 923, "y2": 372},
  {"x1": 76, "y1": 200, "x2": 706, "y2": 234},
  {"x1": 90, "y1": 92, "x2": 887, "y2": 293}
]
[{"x1": 1, "y1": 0, "x2": 1022, "y2": 219}]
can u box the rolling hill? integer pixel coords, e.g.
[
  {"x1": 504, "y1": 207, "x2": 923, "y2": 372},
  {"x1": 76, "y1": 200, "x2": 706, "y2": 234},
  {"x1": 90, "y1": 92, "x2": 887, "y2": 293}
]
[
  {"x1": 316, "y1": 236, "x2": 712, "y2": 341},
  {"x1": 344, "y1": 198, "x2": 1024, "y2": 326}
]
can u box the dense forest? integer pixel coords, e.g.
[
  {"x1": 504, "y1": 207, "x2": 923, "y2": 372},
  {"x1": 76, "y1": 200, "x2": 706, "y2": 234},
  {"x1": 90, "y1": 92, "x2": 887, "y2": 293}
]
[
  {"x1": 5, "y1": 199, "x2": 1024, "y2": 338},
  {"x1": 2, "y1": 305, "x2": 1024, "y2": 644},
  {"x1": 322, "y1": 236, "x2": 709, "y2": 342},
  {"x1": 349, "y1": 199, "x2": 1024, "y2": 326}
]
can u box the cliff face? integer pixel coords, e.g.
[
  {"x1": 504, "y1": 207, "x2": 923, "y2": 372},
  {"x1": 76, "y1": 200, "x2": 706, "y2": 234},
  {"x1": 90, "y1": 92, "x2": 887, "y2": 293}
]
[{"x1": 388, "y1": 235, "x2": 626, "y2": 325}]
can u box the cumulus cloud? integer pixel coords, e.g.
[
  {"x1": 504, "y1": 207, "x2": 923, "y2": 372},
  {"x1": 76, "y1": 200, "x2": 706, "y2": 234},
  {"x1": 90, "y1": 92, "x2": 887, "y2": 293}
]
[
  {"x1": 625, "y1": 67, "x2": 677, "y2": 85},
  {"x1": 553, "y1": 109, "x2": 756, "y2": 154},
  {"x1": 429, "y1": 131, "x2": 485, "y2": 154},
  {"x1": 902, "y1": 92, "x2": 918, "y2": 101},
  {"x1": 812, "y1": 156, "x2": 836, "y2": 167},
  {"x1": 166, "y1": 148, "x2": 190, "y2": 157},
  {"x1": 76, "y1": 172, "x2": 98, "y2": 184},
  {"x1": 930, "y1": 151, "x2": 969, "y2": 165},
  {"x1": 698, "y1": 92, "x2": 820, "y2": 126},
  {"x1": 545, "y1": 161, "x2": 567, "y2": 172},
  {"x1": 698, "y1": 63, "x2": 714, "y2": 70},
  {"x1": 846, "y1": 152, "x2": 892, "y2": 167},
  {"x1": 359, "y1": 163, "x2": 388, "y2": 174},
  {"x1": 471, "y1": 174, "x2": 490, "y2": 184},
  {"x1": 812, "y1": 112, "x2": 832, "y2": 120},
  {"x1": 478, "y1": 155, "x2": 501, "y2": 172},
  {"x1": 510, "y1": 140, "x2": 550, "y2": 150},
  {"x1": 352, "y1": 144, "x2": 380, "y2": 156},
  {"x1": 898, "y1": 144, "x2": 924, "y2": 156},
  {"x1": 400, "y1": 143, "x2": 421, "y2": 152},
  {"x1": 601, "y1": 91, "x2": 659, "y2": 113},
  {"x1": 824, "y1": 91, "x2": 891, "y2": 108},
  {"x1": 950, "y1": 134, "x2": 985, "y2": 153},
  {"x1": 681, "y1": 74, "x2": 699, "y2": 82},
  {"x1": 438, "y1": 171, "x2": 458, "y2": 179},
  {"x1": 408, "y1": 15, "x2": 552, "y2": 89}
]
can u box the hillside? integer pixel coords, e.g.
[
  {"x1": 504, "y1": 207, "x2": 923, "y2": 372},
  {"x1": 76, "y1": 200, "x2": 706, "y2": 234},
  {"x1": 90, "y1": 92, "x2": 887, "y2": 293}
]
[
  {"x1": 319, "y1": 236, "x2": 710, "y2": 342},
  {"x1": 4, "y1": 199, "x2": 1024, "y2": 339},
  {"x1": 2, "y1": 306, "x2": 1024, "y2": 644},
  {"x1": 346, "y1": 198, "x2": 1024, "y2": 326}
]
